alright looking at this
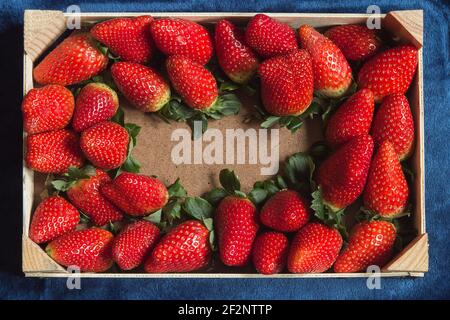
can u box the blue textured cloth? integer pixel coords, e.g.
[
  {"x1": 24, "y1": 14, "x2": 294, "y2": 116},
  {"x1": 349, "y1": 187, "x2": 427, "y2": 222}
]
[{"x1": 0, "y1": 0, "x2": 449, "y2": 300}]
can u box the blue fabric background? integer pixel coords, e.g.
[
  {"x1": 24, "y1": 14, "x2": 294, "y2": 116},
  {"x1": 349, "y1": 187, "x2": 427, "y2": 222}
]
[{"x1": 0, "y1": 0, "x2": 449, "y2": 300}]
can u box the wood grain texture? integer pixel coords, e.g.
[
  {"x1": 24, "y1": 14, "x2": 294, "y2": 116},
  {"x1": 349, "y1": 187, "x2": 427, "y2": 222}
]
[
  {"x1": 24, "y1": 10, "x2": 67, "y2": 62},
  {"x1": 385, "y1": 234, "x2": 429, "y2": 273},
  {"x1": 22, "y1": 236, "x2": 67, "y2": 273},
  {"x1": 383, "y1": 10, "x2": 423, "y2": 47}
]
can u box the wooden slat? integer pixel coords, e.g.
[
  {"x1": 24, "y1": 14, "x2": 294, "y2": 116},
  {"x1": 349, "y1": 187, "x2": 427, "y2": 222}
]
[
  {"x1": 383, "y1": 10, "x2": 423, "y2": 48},
  {"x1": 22, "y1": 236, "x2": 67, "y2": 273},
  {"x1": 384, "y1": 234, "x2": 429, "y2": 272}
]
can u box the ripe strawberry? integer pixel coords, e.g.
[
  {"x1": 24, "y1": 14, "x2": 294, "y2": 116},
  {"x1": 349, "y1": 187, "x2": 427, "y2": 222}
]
[
  {"x1": 316, "y1": 135, "x2": 374, "y2": 211},
  {"x1": 298, "y1": 24, "x2": 352, "y2": 98},
  {"x1": 371, "y1": 94, "x2": 415, "y2": 160},
  {"x1": 80, "y1": 121, "x2": 129, "y2": 170},
  {"x1": 325, "y1": 89, "x2": 375, "y2": 148},
  {"x1": 363, "y1": 141, "x2": 409, "y2": 217},
  {"x1": 46, "y1": 228, "x2": 114, "y2": 272},
  {"x1": 26, "y1": 129, "x2": 84, "y2": 173},
  {"x1": 334, "y1": 220, "x2": 396, "y2": 272},
  {"x1": 22, "y1": 85, "x2": 74, "y2": 134},
  {"x1": 287, "y1": 223, "x2": 343, "y2": 273},
  {"x1": 260, "y1": 190, "x2": 310, "y2": 232},
  {"x1": 111, "y1": 62, "x2": 171, "y2": 112},
  {"x1": 144, "y1": 220, "x2": 211, "y2": 273},
  {"x1": 113, "y1": 220, "x2": 160, "y2": 270},
  {"x1": 150, "y1": 18, "x2": 213, "y2": 65},
  {"x1": 215, "y1": 196, "x2": 259, "y2": 266},
  {"x1": 252, "y1": 231, "x2": 289, "y2": 275},
  {"x1": 215, "y1": 20, "x2": 259, "y2": 84},
  {"x1": 324, "y1": 24, "x2": 381, "y2": 61},
  {"x1": 65, "y1": 168, "x2": 123, "y2": 226},
  {"x1": 101, "y1": 172, "x2": 169, "y2": 216},
  {"x1": 357, "y1": 45, "x2": 418, "y2": 102},
  {"x1": 29, "y1": 196, "x2": 80, "y2": 244},
  {"x1": 166, "y1": 55, "x2": 218, "y2": 110},
  {"x1": 33, "y1": 33, "x2": 108, "y2": 86},
  {"x1": 72, "y1": 83, "x2": 119, "y2": 132},
  {"x1": 258, "y1": 49, "x2": 314, "y2": 116},
  {"x1": 91, "y1": 16, "x2": 154, "y2": 64},
  {"x1": 245, "y1": 14, "x2": 298, "y2": 58}
]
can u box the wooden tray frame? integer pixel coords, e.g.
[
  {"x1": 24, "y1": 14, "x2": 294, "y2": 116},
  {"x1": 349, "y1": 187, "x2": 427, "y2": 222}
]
[{"x1": 22, "y1": 9, "x2": 428, "y2": 278}]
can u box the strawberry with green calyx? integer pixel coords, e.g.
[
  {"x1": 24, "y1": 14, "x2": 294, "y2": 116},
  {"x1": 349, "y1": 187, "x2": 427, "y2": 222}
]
[
  {"x1": 46, "y1": 228, "x2": 114, "y2": 272},
  {"x1": 298, "y1": 25, "x2": 353, "y2": 98},
  {"x1": 90, "y1": 16, "x2": 154, "y2": 64},
  {"x1": 112, "y1": 220, "x2": 161, "y2": 271},
  {"x1": 51, "y1": 166, "x2": 123, "y2": 226},
  {"x1": 215, "y1": 19, "x2": 259, "y2": 84},
  {"x1": 26, "y1": 129, "x2": 85, "y2": 174},
  {"x1": 29, "y1": 196, "x2": 80, "y2": 244},
  {"x1": 34, "y1": 32, "x2": 108, "y2": 86},
  {"x1": 334, "y1": 220, "x2": 397, "y2": 273},
  {"x1": 363, "y1": 140, "x2": 409, "y2": 218},
  {"x1": 72, "y1": 82, "x2": 119, "y2": 132},
  {"x1": 22, "y1": 85, "x2": 75, "y2": 134},
  {"x1": 252, "y1": 231, "x2": 289, "y2": 275}
]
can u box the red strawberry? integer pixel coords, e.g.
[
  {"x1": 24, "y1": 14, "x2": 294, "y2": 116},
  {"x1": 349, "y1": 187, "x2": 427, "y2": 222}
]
[
  {"x1": 150, "y1": 18, "x2": 213, "y2": 65},
  {"x1": 33, "y1": 33, "x2": 108, "y2": 86},
  {"x1": 166, "y1": 55, "x2": 218, "y2": 110},
  {"x1": 287, "y1": 223, "x2": 343, "y2": 273},
  {"x1": 357, "y1": 45, "x2": 418, "y2": 102},
  {"x1": 29, "y1": 196, "x2": 80, "y2": 244},
  {"x1": 325, "y1": 24, "x2": 381, "y2": 61},
  {"x1": 245, "y1": 14, "x2": 298, "y2": 58},
  {"x1": 26, "y1": 129, "x2": 84, "y2": 173},
  {"x1": 22, "y1": 85, "x2": 74, "y2": 134},
  {"x1": 363, "y1": 141, "x2": 409, "y2": 217},
  {"x1": 316, "y1": 135, "x2": 374, "y2": 211},
  {"x1": 111, "y1": 62, "x2": 171, "y2": 112},
  {"x1": 80, "y1": 121, "x2": 129, "y2": 170},
  {"x1": 252, "y1": 231, "x2": 289, "y2": 275},
  {"x1": 46, "y1": 228, "x2": 114, "y2": 272},
  {"x1": 325, "y1": 89, "x2": 375, "y2": 148},
  {"x1": 144, "y1": 220, "x2": 211, "y2": 273},
  {"x1": 215, "y1": 196, "x2": 259, "y2": 266},
  {"x1": 371, "y1": 94, "x2": 415, "y2": 160},
  {"x1": 72, "y1": 83, "x2": 119, "y2": 132},
  {"x1": 113, "y1": 220, "x2": 160, "y2": 270},
  {"x1": 91, "y1": 16, "x2": 154, "y2": 64},
  {"x1": 298, "y1": 24, "x2": 352, "y2": 98},
  {"x1": 258, "y1": 49, "x2": 314, "y2": 116},
  {"x1": 101, "y1": 172, "x2": 169, "y2": 216},
  {"x1": 334, "y1": 220, "x2": 396, "y2": 272},
  {"x1": 215, "y1": 20, "x2": 259, "y2": 84},
  {"x1": 65, "y1": 168, "x2": 123, "y2": 226},
  {"x1": 260, "y1": 190, "x2": 310, "y2": 232}
]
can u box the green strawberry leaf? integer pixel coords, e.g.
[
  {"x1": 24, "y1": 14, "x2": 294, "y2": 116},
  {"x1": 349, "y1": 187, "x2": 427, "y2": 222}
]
[
  {"x1": 124, "y1": 123, "x2": 141, "y2": 146},
  {"x1": 208, "y1": 229, "x2": 216, "y2": 251},
  {"x1": 308, "y1": 141, "x2": 330, "y2": 161},
  {"x1": 219, "y1": 169, "x2": 241, "y2": 193},
  {"x1": 167, "y1": 178, "x2": 187, "y2": 199},
  {"x1": 261, "y1": 116, "x2": 280, "y2": 128},
  {"x1": 202, "y1": 188, "x2": 228, "y2": 206},
  {"x1": 144, "y1": 209, "x2": 162, "y2": 224},
  {"x1": 247, "y1": 187, "x2": 268, "y2": 205},
  {"x1": 284, "y1": 152, "x2": 316, "y2": 190},
  {"x1": 187, "y1": 114, "x2": 208, "y2": 140},
  {"x1": 202, "y1": 217, "x2": 214, "y2": 231},
  {"x1": 120, "y1": 155, "x2": 141, "y2": 173},
  {"x1": 111, "y1": 108, "x2": 125, "y2": 126},
  {"x1": 219, "y1": 81, "x2": 240, "y2": 92},
  {"x1": 182, "y1": 197, "x2": 214, "y2": 220},
  {"x1": 51, "y1": 179, "x2": 73, "y2": 192},
  {"x1": 79, "y1": 211, "x2": 91, "y2": 224},
  {"x1": 162, "y1": 201, "x2": 182, "y2": 222},
  {"x1": 158, "y1": 99, "x2": 196, "y2": 122}
]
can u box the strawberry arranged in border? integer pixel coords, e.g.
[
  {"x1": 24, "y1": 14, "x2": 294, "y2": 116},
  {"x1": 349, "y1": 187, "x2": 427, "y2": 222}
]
[
  {"x1": 357, "y1": 44, "x2": 418, "y2": 102},
  {"x1": 22, "y1": 85, "x2": 74, "y2": 134},
  {"x1": 52, "y1": 166, "x2": 123, "y2": 226},
  {"x1": 91, "y1": 16, "x2": 154, "y2": 64},
  {"x1": 252, "y1": 231, "x2": 289, "y2": 275},
  {"x1": 72, "y1": 83, "x2": 119, "y2": 132},
  {"x1": 298, "y1": 24, "x2": 352, "y2": 98},
  {"x1": 215, "y1": 19, "x2": 259, "y2": 84},
  {"x1": 33, "y1": 32, "x2": 108, "y2": 86},
  {"x1": 150, "y1": 18, "x2": 213, "y2": 65},
  {"x1": 29, "y1": 196, "x2": 80, "y2": 244},
  {"x1": 324, "y1": 24, "x2": 381, "y2": 61},
  {"x1": 334, "y1": 220, "x2": 397, "y2": 273},
  {"x1": 371, "y1": 94, "x2": 415, "y2": 161},
  {"x1": 363, "y1": 141, "x2": 409, "y2": 217},
  {"x1": 245, "y1": 14, "x2": 298, "y2": 58},
  {"x1": 26, "y1": 129, "x2": 84, "y2": 174},
  {"x1": 325, "y1": 89, "x2": 375, "y2": 148},
  {"x1": 46, "y1": 228, "x2": 114, "y2": 272}
]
